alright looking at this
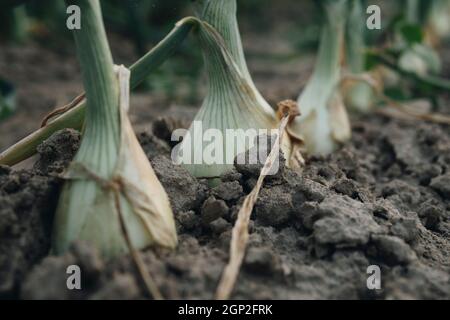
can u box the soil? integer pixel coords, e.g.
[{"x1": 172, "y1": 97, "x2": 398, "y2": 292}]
[{"x1": 1, "y1": 34, "x2": 450, "y2": 300}]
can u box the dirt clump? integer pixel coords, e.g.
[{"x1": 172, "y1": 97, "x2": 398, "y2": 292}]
[
  {"x1": 1, "y1": 13, "x2": 449, "y2": 300},
  {"x1": 1, "y1": 108, "x2": 450, "y2": 301}
]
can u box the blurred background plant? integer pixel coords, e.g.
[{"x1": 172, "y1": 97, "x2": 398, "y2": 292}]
[
  {"x1": 0, "y1": 78, "x2": 16, "y2": 121},
  {"x1": 0, "y1": 0, "x2": 449, "y2": 122},
  {"x1": 0, "y1": 0, "x2": 319, "y2": 105}
]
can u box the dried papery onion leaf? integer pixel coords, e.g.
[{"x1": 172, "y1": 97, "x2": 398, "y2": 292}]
[
  {"x1": 53, "y1": 0, "x2": 176, "y2": 258},
  {"x1": 290, "y1": 0, "x2": 351, "y2": 155},
  {"x1": 115, "y1": 67, "x2": 177, "y2": 250},
  {"x1": 215, "y1": 100, "x2": 300, "y2": 300}
]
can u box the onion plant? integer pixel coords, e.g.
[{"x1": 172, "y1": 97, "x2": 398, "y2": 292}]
[
  {"x1": 426, "y1": 0, "x2": 450, "y2": 45},
  {"x1": 396, "y1": 0, "x2": 442, "y2": 77},
  {"x1": 366, "y1": 0, "x2": 450, "y2": 101},
  {"x1": 343, "y1": 0, "x2": 375, "y2": 112},
  {"x1": 0, "y1": 0, "x2": 302, "y2": 173},
  {"x1": 290, "y1": 0, "x2": 351, "y2": 155},
  {"x1": 53, "y1": 0, "x2": 176, "y2": 258},
  {"x1": 174, "y1": 0, "x2": 298, "y2": 181}
]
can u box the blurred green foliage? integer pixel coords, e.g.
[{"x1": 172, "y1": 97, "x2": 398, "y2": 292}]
[
  {"x1": 1, "y1": 0, "x2": 449, "y2": 105},
  {"x1": 0, "y1": 0, "x2": 315, "y2": 100}
]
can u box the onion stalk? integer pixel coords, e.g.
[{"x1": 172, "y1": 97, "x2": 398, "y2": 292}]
[
  {"x1": 343, "y1": 0, "x2": 375, "y2": 112},
  {"x1": 53, "y1": 0, "x2": 176, "y2": 258},
  {"x1": 406, "y1": 0, "x2": 421, "y2": 24},
  {"x1": 173, "y1": 0, "x2": 298, "y2": 181},
  {"x1": 194, "y1": 0, "x2": 274, "y2": 117},
  {"x1": 291, "y1": 0, "x2": 351, "y2": 155}
]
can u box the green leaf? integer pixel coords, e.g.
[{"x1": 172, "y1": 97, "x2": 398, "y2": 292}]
[
  {"x1": 400, "y1": 23, "x2": 423, "y2": 44},
  {"x1": 384, "y1": 87, "x2": 410, "y2": 101},
  {"x1": 365, "y1": 51, "x2": 379, "y2": 71}
]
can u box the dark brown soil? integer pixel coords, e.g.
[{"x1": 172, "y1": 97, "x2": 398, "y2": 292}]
[
  {"x1": 0, "y1": 110, "x2": 448, "y2": 299},
  {"x1": 1, "y1": 34, "x2": 449, "y2": 300}
]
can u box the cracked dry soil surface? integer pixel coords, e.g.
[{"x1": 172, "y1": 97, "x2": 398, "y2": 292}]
[{"x1": 1, "y1": 112, "x2": 449, "y2": 300}]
